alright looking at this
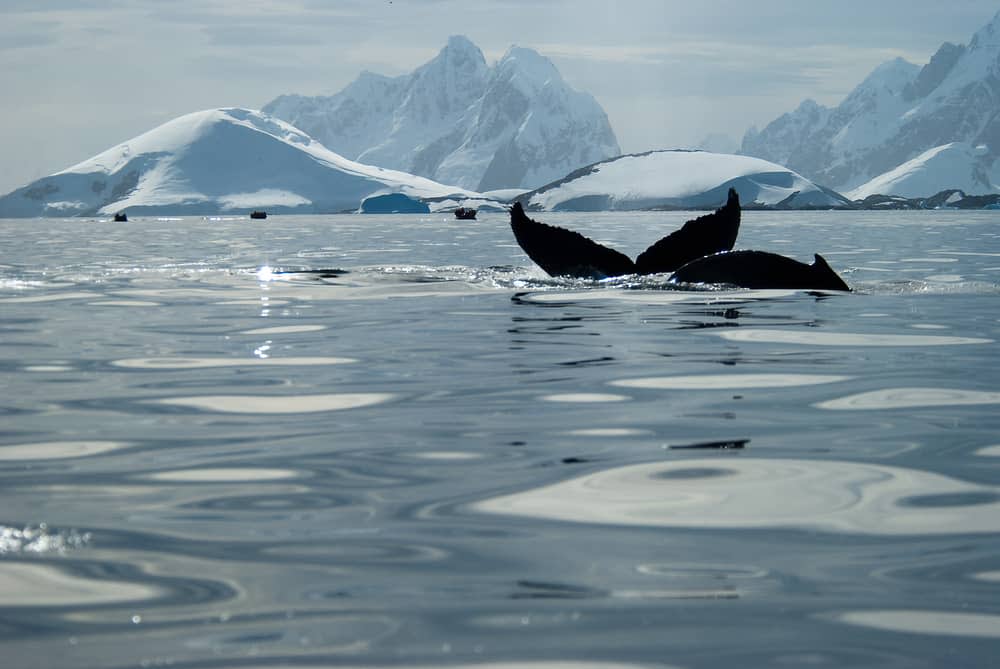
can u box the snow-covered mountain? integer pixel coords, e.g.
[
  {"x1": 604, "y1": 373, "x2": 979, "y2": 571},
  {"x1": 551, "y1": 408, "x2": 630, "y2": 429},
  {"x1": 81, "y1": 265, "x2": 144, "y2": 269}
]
[
  {"x1": 741, "y1": 10, "x2": 1000, "y2": 197},
  {"x1": 263, "y1": 35, "x2": 621, "y2": 193},
  {"x1": 0, "y1": 108, "x2": 478, "y2": 217},
  {"x1": 517, "y1": 150, "x2": 850, "y2": 211}
]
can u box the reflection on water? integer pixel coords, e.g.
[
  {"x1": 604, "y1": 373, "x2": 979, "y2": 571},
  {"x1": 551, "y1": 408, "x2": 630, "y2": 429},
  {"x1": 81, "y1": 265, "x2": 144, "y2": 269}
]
[
  {"x1": 816, "y1": 387, "x2": 1000, "y2": 410},
  {"x1": 1, "y1": 212, "x2": 999, "y2": 667},
  {"x1": 541, "y1": 392, "x2": 630, "y2": 403},
  {"x1": 836, "y1": 610, "x2": 1000, "y2": 638},
  {"x1": 145, "y1": 467, "x2": 301, "y2": 482},
  {"x1": 147, "y1": 392, "x2": 394, "y2": 413},
  {"x1": 239, "y1": 324, "x2": 328, "y2": 335},
  {"x1": 0, "y1": 562, "x2": 160, "y2": 606},
  {"x1": 472, "y1": 458, "x2": 1000, "y2": 535},
  {"x1": 611, "y1": 373, "x2": 850, "y2": 389},
  {"x1": 113, "y1": 356, "x2": 354, "y2": 369},
  {"x1": 0, "y1": 440, "x2": 129, "y2": 460},
  {"x1": 709, "y1": 328, "x2": 993, "y2": 346}
]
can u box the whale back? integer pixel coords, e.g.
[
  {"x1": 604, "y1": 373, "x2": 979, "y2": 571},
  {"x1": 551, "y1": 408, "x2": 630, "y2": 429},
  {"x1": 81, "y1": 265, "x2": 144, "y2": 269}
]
[
  {"x1": 670, "y1": 250, "x2": 851, "y2": 291},
  {"x1": 509, "y1": 202, "x2": 637, "y2": 279},
  {"x1": 634, "y1": 188, "x2": 741, "y2": 275},
  {"x1": 809, "y1": 254, "x2": 852, "y2": 291}
]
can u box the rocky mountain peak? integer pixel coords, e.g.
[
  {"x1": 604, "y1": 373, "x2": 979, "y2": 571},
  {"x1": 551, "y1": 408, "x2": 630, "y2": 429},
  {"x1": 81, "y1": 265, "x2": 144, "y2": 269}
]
[{"x1": 263, "y1": 36, "x2": 620, "y2": 191}]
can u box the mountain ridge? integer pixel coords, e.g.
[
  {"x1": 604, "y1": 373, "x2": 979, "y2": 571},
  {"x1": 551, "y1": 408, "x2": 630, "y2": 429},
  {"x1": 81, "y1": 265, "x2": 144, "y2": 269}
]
[
  {"x1": 741, "y1": 10, "x2": 1000, "y2": 197},
  {"x1": 262, "y1": 35, "x2": 621, "y2": 192}
]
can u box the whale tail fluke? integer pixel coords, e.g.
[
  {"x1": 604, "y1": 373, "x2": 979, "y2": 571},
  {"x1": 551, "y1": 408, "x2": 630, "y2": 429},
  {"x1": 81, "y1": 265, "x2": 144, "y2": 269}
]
[
  {"x1": 634, "y1": 188, "x2": 741, "y2": 275},
  {"x1": 507, "y1": 191, "x2": 849, "y2": 291},
  {"x1": 509, "y1": 202, "x2": 636, "y2": 279}
]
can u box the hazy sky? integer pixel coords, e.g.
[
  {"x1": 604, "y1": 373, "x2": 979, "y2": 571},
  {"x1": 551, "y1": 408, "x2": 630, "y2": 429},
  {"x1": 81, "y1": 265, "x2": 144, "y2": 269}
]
[{"x1": 2, "y1": 1, "x2": 997, "y2": 194}]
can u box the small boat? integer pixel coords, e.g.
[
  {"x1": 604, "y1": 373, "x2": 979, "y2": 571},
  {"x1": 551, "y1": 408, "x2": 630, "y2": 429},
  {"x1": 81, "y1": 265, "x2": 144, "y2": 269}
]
[
  {"x1": 454, "y1": 207, "x2": 477, "y2": 220},
  {"x1": 250, "y1": 210, "x2": 268, "y2": 220},
  {"x1": 113, "y1": 211, "x2": 128, "y2": 222}
]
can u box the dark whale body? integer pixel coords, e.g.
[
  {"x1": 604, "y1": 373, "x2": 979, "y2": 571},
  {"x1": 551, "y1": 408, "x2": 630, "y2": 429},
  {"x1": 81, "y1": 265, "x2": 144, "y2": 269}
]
[
  {"x1": 508, "y1": 189, "x2": 850, "y2": 291},
  {"x1": 671, "y1": 251, "x2": 851, "y2": 291},
  {"x1": 509, "y1": 189, "x2": 740, "y2": 280}
]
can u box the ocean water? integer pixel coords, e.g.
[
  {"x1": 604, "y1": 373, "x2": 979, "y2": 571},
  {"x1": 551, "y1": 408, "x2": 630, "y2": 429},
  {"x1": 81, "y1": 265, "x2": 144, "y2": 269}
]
[{"x1": 1, "y1": 209, "x2": 999, "y2": 669}]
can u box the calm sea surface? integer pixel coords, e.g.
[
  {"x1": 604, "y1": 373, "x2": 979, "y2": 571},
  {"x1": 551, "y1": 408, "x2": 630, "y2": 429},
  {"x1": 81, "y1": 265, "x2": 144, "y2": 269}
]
[{"x1": 1, "y1": 210, "x2": 999, "y2": 668}]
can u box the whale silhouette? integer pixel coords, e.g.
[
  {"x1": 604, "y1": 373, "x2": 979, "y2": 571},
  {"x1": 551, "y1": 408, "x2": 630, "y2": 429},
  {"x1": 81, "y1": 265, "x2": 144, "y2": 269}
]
[
  {"x1": 509, "y1": 189, "x2": 850, "y2": 291},
  {"x1": 509, "y1": 188, "x2": 740, "y2": 280},
  {"x1": 670, "y1": 250, "x2": 851, "y2": 291}
]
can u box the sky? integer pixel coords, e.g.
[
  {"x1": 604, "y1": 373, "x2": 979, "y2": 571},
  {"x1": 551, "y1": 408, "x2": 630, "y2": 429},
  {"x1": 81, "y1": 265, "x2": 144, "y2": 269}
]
[{"x1": 1, "y1": 0, "x2": 998, "y2": 194}]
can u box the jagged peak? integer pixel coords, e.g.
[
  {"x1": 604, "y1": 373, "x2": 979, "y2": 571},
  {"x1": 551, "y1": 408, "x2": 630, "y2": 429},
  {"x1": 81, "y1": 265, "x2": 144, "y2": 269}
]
[
  {"x1": 424, "y1": 34, "x2": 488, "y2": 72},
  {"x1": 969, "y1": 9, "x2": 1000, "y2": 49},
  {"x1": 846, "y1": 56, "x2": 919, "y2": 100},
  {"x1": 497, "y1": 45, "x2": 559, "y2": 76},
  {"x1": 903, "y1": 41, "x2": 966, "y2": 101},
  {"x1": 444, "y1": 34, "x2": 480, "y2": 54},
  {"x1": 796, "y1": 98, "x2": 825, "y2": 112},
  {"x1": 493, "y1": 45, "x2": 563, "y2": 97}
]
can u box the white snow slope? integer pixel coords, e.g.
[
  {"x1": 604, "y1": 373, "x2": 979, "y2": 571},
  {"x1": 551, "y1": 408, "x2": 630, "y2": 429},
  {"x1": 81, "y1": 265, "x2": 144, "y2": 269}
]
[
  {"x1": 0, "y1": 108, "x2": 478, "y2": 217},
  {"x1": 521, "y1": 150, "x2": 850, "y2": 211},
  {"x1": 848, "y1": 142, "x2": 1000, "y2": 200}
]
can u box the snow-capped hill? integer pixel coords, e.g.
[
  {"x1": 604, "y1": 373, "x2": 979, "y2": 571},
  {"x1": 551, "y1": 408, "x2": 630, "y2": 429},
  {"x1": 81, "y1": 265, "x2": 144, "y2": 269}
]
[
  {"x1": 262, "y1": 36, "x2": 620, "y2": 192},
  {"x1": 847, "y1": 142, "x2": 999, "y2": 200},
  {"x1": 518, "y1": 150, "x2": 850, "y2": 211},
  {"x1": 741, "y1": 10, "x2": 1000, "y2": 196},
  {"x1": 0, "y1": 108, "x2": 476, "y2": 217}
]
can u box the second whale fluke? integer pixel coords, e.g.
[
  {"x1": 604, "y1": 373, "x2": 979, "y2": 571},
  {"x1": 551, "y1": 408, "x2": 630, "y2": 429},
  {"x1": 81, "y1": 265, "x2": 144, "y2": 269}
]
[
  {"x1": 634, "y1": 188, "x2": 740, "y2": 274},
  {"x1": 670, "y1": 250, "x2": 851, "y2": 291}
]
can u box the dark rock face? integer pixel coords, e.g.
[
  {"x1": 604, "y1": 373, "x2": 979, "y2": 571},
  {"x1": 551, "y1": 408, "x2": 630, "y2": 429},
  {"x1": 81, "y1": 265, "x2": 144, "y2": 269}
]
[{"x1": 903, "y1": 42, "x2": 966, "y2": 101}]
